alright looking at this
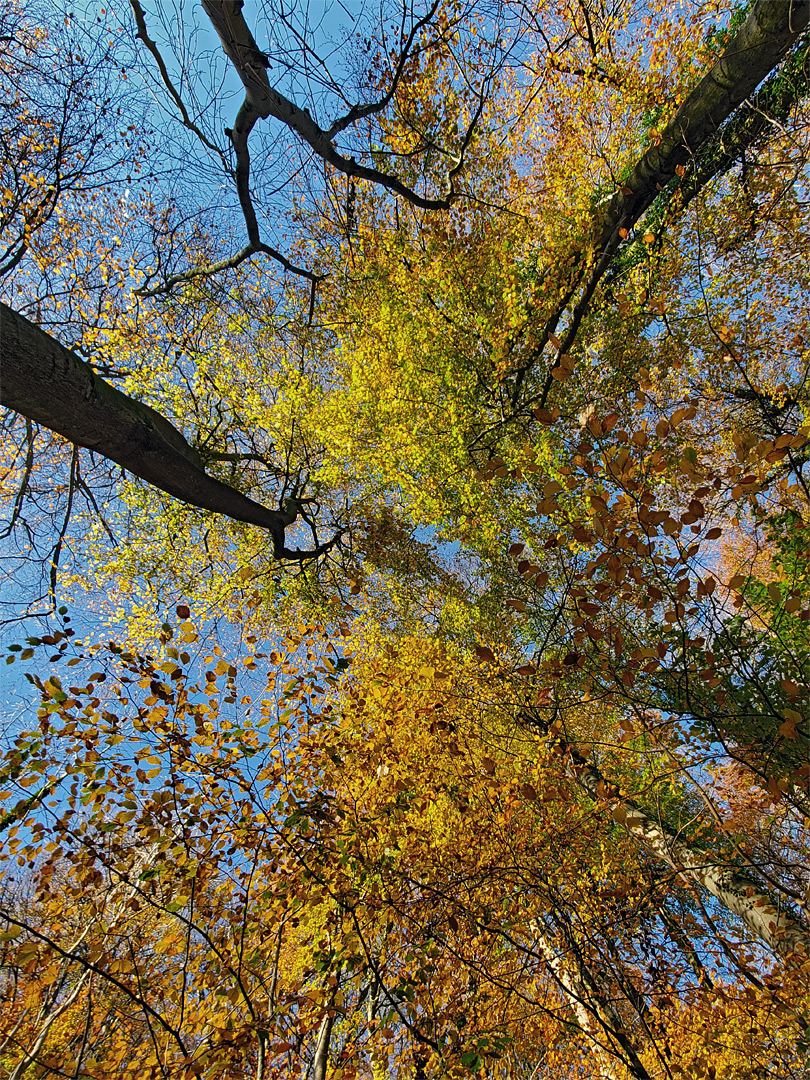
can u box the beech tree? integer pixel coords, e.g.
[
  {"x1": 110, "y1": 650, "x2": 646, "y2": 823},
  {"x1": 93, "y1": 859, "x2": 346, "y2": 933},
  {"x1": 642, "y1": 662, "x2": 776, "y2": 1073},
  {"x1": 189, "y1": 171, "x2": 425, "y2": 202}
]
[
  {"x1": 2, "y1": 0, "x2": 807, "y2": 561},
  {"x1": 1, "y1": 1, "x2": 809, "y2": 1078}
]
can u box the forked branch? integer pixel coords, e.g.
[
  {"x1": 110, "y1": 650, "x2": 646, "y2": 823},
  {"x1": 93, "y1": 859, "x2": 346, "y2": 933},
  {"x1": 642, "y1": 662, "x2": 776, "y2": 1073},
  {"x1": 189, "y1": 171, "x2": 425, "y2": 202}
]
[
  {"x1": 200, "y1": 0, "x2": 468, "y2": 212},
  {"x1": 0, "y1": 303, "x2": 339, "y2": 562},
  {"x1": 129, "y1": 0, "x2": 319, "y2": 295}
]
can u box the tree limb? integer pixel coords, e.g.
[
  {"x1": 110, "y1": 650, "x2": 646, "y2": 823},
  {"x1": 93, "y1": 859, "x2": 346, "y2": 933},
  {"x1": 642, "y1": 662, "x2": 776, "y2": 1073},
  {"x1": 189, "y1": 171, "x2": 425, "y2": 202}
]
[
  {"x1": 0, "y1": 302, "x2": 333, "y2": 560},
  {"x1": 521, "y1": 0, "x2": 810, "y2": 405},
  {"x1": 129, "y1": 1, "x2": 320, "y2": 295},
  {"x1": 200, "y1": 0, "x2": 461, "y2": 212},
  {"x1": 128, "y1": 0, "x2": 228, "y2": 166}
]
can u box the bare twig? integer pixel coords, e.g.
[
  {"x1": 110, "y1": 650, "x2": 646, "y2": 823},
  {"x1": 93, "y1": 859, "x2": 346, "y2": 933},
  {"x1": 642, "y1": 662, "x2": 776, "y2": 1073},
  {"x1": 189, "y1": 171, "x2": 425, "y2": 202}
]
[{"x1": 129, "y1": 0, "x2": 229, "y2": 166}]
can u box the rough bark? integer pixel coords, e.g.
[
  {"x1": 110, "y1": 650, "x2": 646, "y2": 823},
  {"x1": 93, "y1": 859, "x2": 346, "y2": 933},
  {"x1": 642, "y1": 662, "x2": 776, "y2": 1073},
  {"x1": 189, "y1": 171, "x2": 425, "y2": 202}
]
[{"x1": 0, "y1": 302, "x2": 306, "y2": 557}]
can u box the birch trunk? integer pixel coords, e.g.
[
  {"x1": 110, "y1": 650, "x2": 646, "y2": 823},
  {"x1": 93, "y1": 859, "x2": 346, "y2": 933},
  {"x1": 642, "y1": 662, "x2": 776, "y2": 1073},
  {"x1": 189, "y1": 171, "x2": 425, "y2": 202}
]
[
  {"x1": 533, "y1": 923, "x2": 651, "y2": 1080},
  {"x1": 539, "y1": 726, "x2": 810, "y2": 958}
]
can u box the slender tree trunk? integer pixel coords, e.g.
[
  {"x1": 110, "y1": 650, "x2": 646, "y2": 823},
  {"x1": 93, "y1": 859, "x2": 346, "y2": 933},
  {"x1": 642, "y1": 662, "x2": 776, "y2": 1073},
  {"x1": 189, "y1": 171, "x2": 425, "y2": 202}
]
[
  {"x1": 533, "y1": 922, "x2": 650, "y2": 1080},
  {"x1": 312, "y1": 1011, "x2": 335, "y2": 1080},
  {"x1": 533, "y1": 721, "x2": 810, "y2": 958},
  {"x1": 6, "y1": 969, "x2": 92, "y2": 1080}
]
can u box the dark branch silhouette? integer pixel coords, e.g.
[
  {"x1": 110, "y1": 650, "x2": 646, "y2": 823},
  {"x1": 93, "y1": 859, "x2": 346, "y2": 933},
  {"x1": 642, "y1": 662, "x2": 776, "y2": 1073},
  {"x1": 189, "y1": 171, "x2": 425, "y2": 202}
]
[{"x1": 0, "y1": 302, "x2": 338, "y2": 561}]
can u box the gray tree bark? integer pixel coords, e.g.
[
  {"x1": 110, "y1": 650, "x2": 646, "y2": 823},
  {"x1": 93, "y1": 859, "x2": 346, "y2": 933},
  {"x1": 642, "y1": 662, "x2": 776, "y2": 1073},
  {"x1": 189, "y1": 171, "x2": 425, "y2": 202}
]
[{"x1": 538, "y1": 725, "x2": 810, "y2": 959}]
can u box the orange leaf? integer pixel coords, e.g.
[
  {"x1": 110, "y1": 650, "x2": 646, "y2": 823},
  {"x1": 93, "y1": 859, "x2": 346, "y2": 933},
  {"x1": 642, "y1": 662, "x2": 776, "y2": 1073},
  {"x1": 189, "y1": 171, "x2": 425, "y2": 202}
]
[{"x1": 779, "y1": 719, "x2": 798, "y2": 739}]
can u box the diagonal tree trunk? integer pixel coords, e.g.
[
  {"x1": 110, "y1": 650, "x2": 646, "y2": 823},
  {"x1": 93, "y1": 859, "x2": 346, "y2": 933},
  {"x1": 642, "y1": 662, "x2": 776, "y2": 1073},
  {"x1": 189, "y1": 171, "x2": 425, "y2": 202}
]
[
  {"x1": 592, "y1": 0, "x2": 810, "y2": 252},
  {"x1": 522, "y1": 0, "x2": 810, "y2": 400},
  {"x1": 0, "y1": 302, "x2": 338, "y2": 560},
  {"x1": 524, "y1": 714, "x2": 810, "y2": 959},
  {"x1": 533, "y1": 923, "x2": 651, "y2": 1080}
]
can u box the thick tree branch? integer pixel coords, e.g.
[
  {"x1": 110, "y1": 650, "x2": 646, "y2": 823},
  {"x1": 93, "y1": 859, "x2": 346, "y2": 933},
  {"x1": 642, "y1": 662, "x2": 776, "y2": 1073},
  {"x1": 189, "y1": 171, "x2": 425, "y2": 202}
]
[
  {"x1": 598, "y1": 34, "x2": 810, "y2": 292},
  {"x1": 0, "y1": 303, "x2": 334, "y2": 560},
  {"x1": 129, "y1": 0, "x2": 319, "y2": 295},
  {"x1": 200, "y1": 0, "x2": 460, "y2": 212},
  {"x1": 593, "y1": 0, "x2": 810, "y2": 253},
  {"x1": 521, "y1": 0, "x2": 810, "y2": 406}
]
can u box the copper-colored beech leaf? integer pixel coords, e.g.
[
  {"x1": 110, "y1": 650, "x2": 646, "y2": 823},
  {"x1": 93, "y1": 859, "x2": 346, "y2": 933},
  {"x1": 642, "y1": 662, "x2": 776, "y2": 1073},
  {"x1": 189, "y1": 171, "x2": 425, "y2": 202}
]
[{"x1": 3, "y1": 2, "x2": 810, "y2": 1069}]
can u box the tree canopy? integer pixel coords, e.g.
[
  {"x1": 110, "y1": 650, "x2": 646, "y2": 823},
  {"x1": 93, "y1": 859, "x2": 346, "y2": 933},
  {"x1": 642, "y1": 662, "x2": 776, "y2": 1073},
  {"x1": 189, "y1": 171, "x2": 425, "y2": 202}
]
[{"x1": 0, "y1": 1, "x2": 809, "y2": 1078}]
